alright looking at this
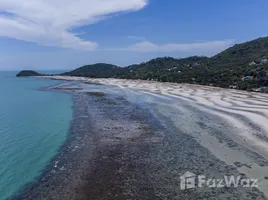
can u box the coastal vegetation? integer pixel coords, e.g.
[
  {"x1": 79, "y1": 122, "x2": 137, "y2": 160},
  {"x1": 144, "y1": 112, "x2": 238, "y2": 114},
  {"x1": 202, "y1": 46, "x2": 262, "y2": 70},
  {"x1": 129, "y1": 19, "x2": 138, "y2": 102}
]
[{"x1": 17, "y1": 36, "x2": 268, "y2": 92}]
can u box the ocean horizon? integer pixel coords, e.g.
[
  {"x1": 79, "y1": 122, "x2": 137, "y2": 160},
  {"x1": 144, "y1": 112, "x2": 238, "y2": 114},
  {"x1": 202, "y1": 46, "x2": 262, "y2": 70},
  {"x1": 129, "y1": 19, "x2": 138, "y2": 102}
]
[{"x1": 0, "y1": 71, "x2": 72, "y2": 199}]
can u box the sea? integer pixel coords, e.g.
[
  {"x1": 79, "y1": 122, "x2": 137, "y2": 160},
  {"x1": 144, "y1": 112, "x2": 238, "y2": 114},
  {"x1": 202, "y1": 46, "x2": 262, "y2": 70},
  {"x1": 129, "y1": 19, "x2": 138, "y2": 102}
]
[{"x1": 0, "y1": 71, "x2": 72, "y2": 199}]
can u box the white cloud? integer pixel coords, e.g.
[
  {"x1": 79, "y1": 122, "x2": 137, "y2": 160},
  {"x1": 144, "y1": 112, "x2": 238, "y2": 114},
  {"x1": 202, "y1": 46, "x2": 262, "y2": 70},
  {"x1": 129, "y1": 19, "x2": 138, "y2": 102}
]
[
  {"x1": 0, "y1": 0, "x2": 147, "y2": 50},
  {"x1": 116, "y1": 40, "x2": 234, "y2": 55}
]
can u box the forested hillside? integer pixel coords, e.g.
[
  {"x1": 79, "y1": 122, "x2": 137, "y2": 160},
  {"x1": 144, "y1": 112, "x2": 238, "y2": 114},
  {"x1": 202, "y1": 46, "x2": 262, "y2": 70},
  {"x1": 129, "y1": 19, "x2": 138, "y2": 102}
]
[
  {"x1": 61, "y1": 63, "x2": 125, "y2": 78},
  {"x1": 17, "y1": 37, "x2": 268, "y2": 92}
]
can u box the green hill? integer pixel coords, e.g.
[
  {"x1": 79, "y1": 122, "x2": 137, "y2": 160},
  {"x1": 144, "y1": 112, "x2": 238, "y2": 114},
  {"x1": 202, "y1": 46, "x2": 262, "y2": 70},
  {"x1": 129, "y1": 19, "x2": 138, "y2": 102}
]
[
  {"x1": 122, "y1": 56, "x2": 210, "y2": 81},
  {"x1": 211, "y1": 37, "x2": 268, "y2": 68},
  {"x1": 16, "y1": 70, "x2": 42, "y2": 77},
  {"x1": 61, "y1": 63, "x2": 125, "y2": 78},
  {"x1": 119, "y1": 37, "x2": 268, "y2": 89}
]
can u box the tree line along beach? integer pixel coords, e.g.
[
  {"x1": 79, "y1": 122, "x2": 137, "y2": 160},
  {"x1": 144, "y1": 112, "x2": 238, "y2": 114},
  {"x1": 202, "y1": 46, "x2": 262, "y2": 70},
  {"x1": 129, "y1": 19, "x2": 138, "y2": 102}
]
[{"x1": 17, "y1": 36, "x2": 268, "y2": 93}]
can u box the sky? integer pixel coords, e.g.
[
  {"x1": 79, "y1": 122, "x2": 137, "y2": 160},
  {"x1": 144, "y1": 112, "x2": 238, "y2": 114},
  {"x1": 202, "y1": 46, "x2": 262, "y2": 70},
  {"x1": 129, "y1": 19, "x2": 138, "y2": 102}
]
[{"x1": 0, "y1": 0, "x2": 268, "y2": 70}]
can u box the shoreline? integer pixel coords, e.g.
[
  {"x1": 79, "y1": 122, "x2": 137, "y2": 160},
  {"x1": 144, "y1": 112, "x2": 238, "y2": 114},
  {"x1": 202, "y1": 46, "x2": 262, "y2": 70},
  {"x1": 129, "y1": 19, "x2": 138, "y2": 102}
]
[
  {"x1": 39, "y1": 75, "x2": 268, "y2": 94},
  {"x1": 12, "y1": 79, "x2": 268, "y2": 199}
]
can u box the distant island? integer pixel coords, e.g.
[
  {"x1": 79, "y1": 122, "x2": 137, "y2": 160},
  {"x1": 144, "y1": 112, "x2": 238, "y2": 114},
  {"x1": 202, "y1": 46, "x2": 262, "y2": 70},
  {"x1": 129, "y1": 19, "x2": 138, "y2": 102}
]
[
  {"x1": 16, "y1": 70, "x2": 42, "y2": 77},
  {"x1": 17, "y1": 36, "x2": 268, "y2": 92}
]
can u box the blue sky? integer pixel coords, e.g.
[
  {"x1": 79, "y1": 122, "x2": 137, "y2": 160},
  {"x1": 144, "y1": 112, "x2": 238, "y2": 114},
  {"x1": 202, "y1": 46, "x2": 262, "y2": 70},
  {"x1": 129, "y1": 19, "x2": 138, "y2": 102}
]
[{"x1": 0, "y1": 0, "x2": 268, "y2": 70}]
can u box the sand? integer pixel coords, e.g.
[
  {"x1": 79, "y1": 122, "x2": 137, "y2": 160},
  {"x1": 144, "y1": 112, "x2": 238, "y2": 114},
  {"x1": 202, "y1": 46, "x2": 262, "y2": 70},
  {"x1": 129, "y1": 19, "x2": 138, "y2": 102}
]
[{"x1": 15, "y1": 76, "x2": 268, "y2": 199}]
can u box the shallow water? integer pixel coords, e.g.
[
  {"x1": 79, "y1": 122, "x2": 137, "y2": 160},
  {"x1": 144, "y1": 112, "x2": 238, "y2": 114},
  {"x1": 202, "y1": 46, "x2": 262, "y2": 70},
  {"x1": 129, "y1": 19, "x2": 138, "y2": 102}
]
[{"x1": 0, "y1": 72, "x2": 72, "y2": 199}]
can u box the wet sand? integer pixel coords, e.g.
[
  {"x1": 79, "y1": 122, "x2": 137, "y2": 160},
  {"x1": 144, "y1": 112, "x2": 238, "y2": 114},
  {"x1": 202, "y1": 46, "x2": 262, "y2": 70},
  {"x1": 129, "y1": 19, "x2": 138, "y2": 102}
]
[{"x1": 13, "y1": 78, "x2": 268, "y2": 199}]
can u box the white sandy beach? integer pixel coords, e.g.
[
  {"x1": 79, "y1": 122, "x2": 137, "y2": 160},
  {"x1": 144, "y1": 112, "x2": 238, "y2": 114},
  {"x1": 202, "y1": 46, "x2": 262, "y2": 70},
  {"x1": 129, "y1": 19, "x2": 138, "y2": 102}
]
[{"x1": 43, "y1": 76, "x2": 268, "y2": 197}]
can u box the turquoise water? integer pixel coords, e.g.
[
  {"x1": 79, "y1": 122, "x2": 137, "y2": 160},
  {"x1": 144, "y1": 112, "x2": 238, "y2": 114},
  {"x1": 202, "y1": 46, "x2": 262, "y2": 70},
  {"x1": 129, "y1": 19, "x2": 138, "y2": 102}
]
[{"x1": 0, "y1": 72, "x2": 72, "y2": 199}]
